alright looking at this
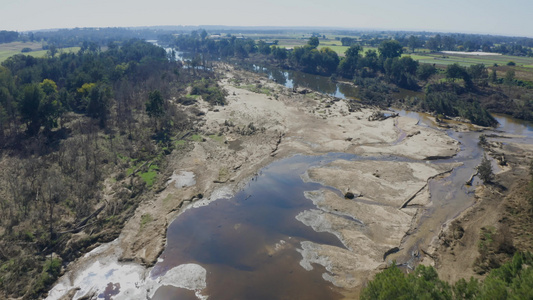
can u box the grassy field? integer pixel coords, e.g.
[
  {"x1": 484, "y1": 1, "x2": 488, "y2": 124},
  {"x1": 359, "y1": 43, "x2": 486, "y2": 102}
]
[
  {"x1": 318, "y1": 45, "x2": 348, "y2": 55},
  {"x1": 0, "y1": 42, "x2": 80, "y2": 63},
  {"x1": 410, "y1": 52, "x2": 533, "y2": 68}
]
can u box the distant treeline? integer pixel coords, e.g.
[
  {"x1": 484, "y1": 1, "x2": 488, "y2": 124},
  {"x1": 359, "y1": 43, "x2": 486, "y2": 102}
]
[
  {"x1": 0, "y1": 30, "x2": 19, "y2": 44},
  {"x1": 5, "y1": 27, "x2": 532, "y2": 57},
  {"x1": 340, "y1": 33, "x2": 533, "y2": 56}
]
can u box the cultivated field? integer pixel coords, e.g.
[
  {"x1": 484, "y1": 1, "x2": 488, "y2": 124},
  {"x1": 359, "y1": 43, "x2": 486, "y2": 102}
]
[
  {"x1": 413, "y1": 52, "x2": 533, "y2": 67},
  {"x1": 0, "y1": 41, "x2": 80, "y2": 63}
]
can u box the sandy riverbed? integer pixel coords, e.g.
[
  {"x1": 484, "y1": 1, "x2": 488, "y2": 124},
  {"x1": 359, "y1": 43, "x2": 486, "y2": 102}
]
[{"x1": 49, "y1": 64, "x2": 463, "y2": 299}]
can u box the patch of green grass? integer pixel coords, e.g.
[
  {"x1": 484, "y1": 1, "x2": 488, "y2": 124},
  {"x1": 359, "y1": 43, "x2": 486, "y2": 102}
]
[
  {"x1": 139, "y1": 164, "x2": 159, "y2": 187},
  {"x1": 174, "y1": 139, "x2": 186, "y2": 146},
  {"x1": 241, "y1": 84, "x2": 273, "y2": 95},
  {"x1": 401, "y1": 54, "x2": 429, "y2": 60},
  {"x1": 318, "y1": 45, "x2": 349, "y2": 56},
  {"x1": 0, "y1": 45, "x2": 80, "y2": 63},
  {"x1": 189, "y1": 134, "x2": 203, "y2": 142},
  {"x1": 140, "y1": 213, "x2": 153, "y2": 229},
  {"x1": 410, "y1": 52, "x2": 533, "y2": 68}
]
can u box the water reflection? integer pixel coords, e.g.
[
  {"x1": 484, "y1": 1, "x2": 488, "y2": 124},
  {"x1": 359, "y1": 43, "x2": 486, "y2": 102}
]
[
  {"x1": 244, "y1": 63, "x2": 358, "y2": 99},
  {"x1": 151, "y1": 154, "x2": 356, "y2": 300},
  {"x1": 493, "y1": 113, "x2": 533, "y2": 138}
]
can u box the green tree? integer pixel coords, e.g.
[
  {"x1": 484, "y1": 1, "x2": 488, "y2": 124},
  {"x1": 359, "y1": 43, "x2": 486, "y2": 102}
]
[
  {"x1": 146, "y1": 90, "x2": 164, "y2": 119},
  {"x1": 504, "y1": 69, "x2": 515, "y2": 86},
  {"x1": 407, "y1": 35, "x2": 420, "y2": 53},
  {"x1": 308, "y1": 37, "x2": 319, "y2": 48},
  {"x1": 318, "y1": 47, "x2": 340, "y2": 75},
  {"x1": 47, "y1": 45, "x2": 58, "y2": 58},
  {"x1": 490, "y1": 69, "x2": 498, "y2": 83},
  {"x1": 426, "y1": 37, "x2": 440, "y2": 51},
  {"x1": 338, "y1": 45, "x2": 362, "y2": 79},
  {"x1": 452, "y1": 277, "x2": 480, "y2": 299},
  {"x1": 39, "y1": 79, "x2": 58, "y2": 96},
  {"x1": 417, "y1": 64, "x2": 437, "y2": 81},
  {"x1": 271, "y1": 46, "x2": 287, "y2": 61},
  {"x1": 19, "y1": 84, "x2": 43, "y2": 135},
  {"x1": 468, "y1": 64, "x2": 488, "y2": 85},
  {"x1": 361, "y1": 264, "x2": 452, "y2": 300},
  {"x1": 361, "y1": 263, "x2": 412, "y2": 300},
  {"x1": 39, "y1": 79, "x2": 62, "y2": 131},
  {"x1": 359, "y1": 49, "x2": 379, "y2": 71},
  {"x1": 384, "y1": 56, "x2": 419, "y2": 89},
  {"x1": 86, "y1": 84, "x2": 110, "y2": 127},
  {"x1": 446, "y1": 63, "x2": 467, "y2": 81},
  {"x1": 378, "y1": 40, "x2": 403, "y2": 59},
  {"x1": 257, "y1": 40, "x2": 271, "y2": 55},
  {"x1": 478, "y1": 154, "x2": 494, "y2": 184}
]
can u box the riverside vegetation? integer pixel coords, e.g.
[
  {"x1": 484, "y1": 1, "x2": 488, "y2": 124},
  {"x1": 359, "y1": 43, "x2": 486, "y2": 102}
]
[
  {"x1": 0, "y1": 39, "x2": 227, "y2": 298},
  {"x1": 171, "y1": 32, "x2": 533, "y2": 126}
]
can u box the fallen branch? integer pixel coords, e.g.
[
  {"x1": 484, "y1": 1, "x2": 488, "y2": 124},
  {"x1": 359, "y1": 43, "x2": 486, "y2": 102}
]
[
  {"x1": 58, "y1": 203, "x2": 106, "y2": 235},
  {"x1": 465, "y1": 171, "x2": 478, "y2": 186}
]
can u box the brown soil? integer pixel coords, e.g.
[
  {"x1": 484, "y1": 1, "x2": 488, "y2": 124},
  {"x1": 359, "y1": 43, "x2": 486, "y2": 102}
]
[{"x1": 429, "y1": 139, "x2": 533, "y2": 284}]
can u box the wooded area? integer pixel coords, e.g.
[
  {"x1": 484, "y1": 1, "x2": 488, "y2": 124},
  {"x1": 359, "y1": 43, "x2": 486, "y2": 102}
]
[{"x1": 0, "y1": 38, "x2": 226, "y2": 298}]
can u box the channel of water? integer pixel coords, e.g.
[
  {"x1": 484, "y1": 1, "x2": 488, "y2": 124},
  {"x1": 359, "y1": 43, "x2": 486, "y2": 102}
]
[{"x1": 48, "y1": 56, "x2": 533, "y2": 300}]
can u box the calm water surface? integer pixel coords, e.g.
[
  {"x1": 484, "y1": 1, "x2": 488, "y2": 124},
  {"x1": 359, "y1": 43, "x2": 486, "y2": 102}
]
[{"x1": 151, "y1": 153, "x2": 355, "y2": 299}]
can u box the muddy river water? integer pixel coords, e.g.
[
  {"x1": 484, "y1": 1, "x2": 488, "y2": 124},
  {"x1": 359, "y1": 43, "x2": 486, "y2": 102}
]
[
  {"x1": 47, "y1": 63, "x2": 533, "y2": 300},
  {"x1": 148, "y1": 66, "x2": 533, "y2": 299}
]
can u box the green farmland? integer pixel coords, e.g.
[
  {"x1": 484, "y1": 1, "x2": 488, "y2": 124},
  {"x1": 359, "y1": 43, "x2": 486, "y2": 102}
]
[
  {"x1": 412, "y1": 52, "x2": 533, "y2": 67},
  {"x1": 0, "y1": 42, "x2": 80, "y2": 63}
]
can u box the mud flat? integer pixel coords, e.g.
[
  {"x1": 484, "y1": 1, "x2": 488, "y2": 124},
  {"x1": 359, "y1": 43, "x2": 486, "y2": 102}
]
[{"x1": 48, "y1": 64, "x2": 463, "y2": 299}]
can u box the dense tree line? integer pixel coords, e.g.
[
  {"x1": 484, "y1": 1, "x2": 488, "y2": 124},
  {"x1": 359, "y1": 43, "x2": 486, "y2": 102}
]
[
  {"x1": 0, "y1": 31, "x2": 19, "y2": 44},
  {"x1": 30, "y1": 27, "x2": 170, "y2": 48},
  {"x1": 334, "y1": 32, "x2": 533, "y2": 56}
]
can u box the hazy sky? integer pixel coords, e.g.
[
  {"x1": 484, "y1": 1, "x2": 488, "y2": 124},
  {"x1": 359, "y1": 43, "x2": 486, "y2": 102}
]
[{"x1": 1, "y1": 0, "x2": 532, "y2": 37}]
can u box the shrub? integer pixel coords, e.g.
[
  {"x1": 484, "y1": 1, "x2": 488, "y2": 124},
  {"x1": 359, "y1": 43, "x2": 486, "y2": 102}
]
[{"x1": 478, "y1": 155, "x2": 494, "y2": 184}]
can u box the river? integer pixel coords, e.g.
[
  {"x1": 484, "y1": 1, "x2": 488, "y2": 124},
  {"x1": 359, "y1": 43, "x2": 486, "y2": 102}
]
[
  {"x1": 148, "y1": 64, "x2": 533, "y2": 298},
  {"x1": 47, "y1": 60, "x2": 533, "y2": 300}
]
